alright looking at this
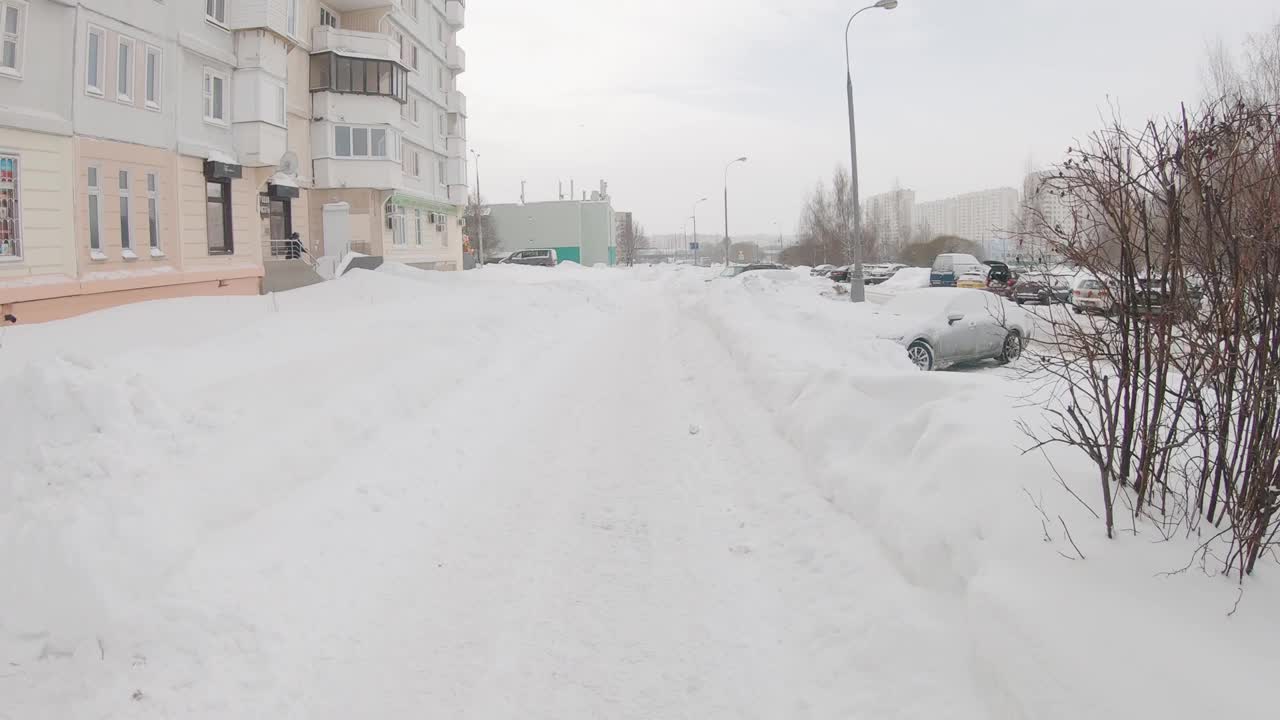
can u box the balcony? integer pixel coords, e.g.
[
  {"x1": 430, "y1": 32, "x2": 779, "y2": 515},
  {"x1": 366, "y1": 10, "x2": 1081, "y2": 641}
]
[
  {"x1": 446, "y1": 45, "x2": 466, "y2": 73},
  {"x1": 322, "y1": 0, "x2": 395, "y2": 10},
  {"x1": 446, "y1": 0, "x2": 465, "y2": 28},
  {"x1": 311, "y1": 51, "x2": 409, "y2": 104},
  {"x1": 312, "y1": 25, "x2": 398, "y2": 60},
  {"x1": 313, "y1": 157, "x2": 403, "y2": 191},
  {"x1": 446, "y1": 136, "x2": 466, "y2": 158},
  {"x1": 447, "y1": 90, "x2": 467, "y2": 116}
]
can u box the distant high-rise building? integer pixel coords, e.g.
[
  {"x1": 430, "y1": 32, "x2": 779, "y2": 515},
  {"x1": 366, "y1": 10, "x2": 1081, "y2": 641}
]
[
  {"x1": 864, "y1": 188, "x2": 915, "y2": 257},
  {"x1": 1018, "y1": 171, "x2": 1073, "y2": 263},
  {"x1": 912, "y1": 187, "x2": 1019, "y2": 258}
]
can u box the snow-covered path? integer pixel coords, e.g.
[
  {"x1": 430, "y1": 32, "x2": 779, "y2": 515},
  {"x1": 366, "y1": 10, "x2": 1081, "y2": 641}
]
[
  {"x1": 4, "y1": 265, "x2": 1276, "y2": 719},
  {"x1": 149, "y1": 281, "x2": 984, "y2": 718}
]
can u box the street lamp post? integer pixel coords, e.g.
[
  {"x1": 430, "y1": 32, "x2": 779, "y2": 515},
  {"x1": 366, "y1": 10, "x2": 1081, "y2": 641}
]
[
  {"x1": 470, "y1": 149, "x2": 484, "y2": 267},
  {"x1": 723, "y1": 157, "x2": 747, "y2": 266},
  {"x1": 844, "y1": 0, "x2": 898, "y2": 302},
  {"x1": 692, "y1": 196, "x2": 708, "y2": 265}
]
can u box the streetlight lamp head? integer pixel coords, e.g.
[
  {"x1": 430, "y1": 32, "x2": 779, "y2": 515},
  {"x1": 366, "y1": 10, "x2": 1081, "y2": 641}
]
[
  {"x1": 875, "y1": 0, "x2": 899, "y2": 9},
  {"x1": 736, "y1": 156, "x2": 748, "y2": 162}
]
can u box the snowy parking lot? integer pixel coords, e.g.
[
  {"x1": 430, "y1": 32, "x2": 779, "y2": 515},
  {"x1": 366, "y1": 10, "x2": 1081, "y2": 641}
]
[{"x1": 2, "y1": 264, "x2": 1276, "y2": 719}]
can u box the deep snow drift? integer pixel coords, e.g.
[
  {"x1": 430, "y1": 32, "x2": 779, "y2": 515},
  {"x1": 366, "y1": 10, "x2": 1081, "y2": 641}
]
[{"x1": 2, "y1": 264, "x2": 1276, "y2": 719}]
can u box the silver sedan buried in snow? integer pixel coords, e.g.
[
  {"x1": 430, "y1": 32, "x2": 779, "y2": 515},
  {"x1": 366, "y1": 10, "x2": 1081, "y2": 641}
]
[{"x1": 872, "y1": 288, "x2": 1033, "y2": 371}]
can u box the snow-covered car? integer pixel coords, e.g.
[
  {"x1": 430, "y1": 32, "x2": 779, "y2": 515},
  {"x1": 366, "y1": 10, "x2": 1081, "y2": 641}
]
[
  {"x1": 864, "y1": 263, "x2": 906, "y2": 284},
  {"x1": 715, "y1": 263, "x2": 785, "y2": 280},
  {"x1": 810, "y1": 264, "x2": 835, "y2": 277},
  {"x1": 1072, "y1": 278, "x2": 1114, "y2": 314},
  {"x1": 955, "y1": 270, "x2": 989, "y2": 289},
  {"x1": 874, "y1": 288, "x2": 1032, "y2": 371}
]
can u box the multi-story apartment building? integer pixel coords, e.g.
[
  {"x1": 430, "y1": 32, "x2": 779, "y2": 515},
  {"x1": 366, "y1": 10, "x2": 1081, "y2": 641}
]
[
  {"x1": 913, "y1": 187, "x2": 1020, "y2": 258},
  {"x1": 0, "y1": 0, "x2": 468, "y2": 323},
  {"x1": 864, "y1": 187, "x2": 915, "y2": 257},
  {"x1": 1018, "y1": 171, "x2": 1071, "y2": 263}
]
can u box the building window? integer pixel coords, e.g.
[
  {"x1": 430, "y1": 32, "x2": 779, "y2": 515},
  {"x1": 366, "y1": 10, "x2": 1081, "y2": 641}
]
[
  {"x1": 333, "y1": 125, "x2": 396, "y2": 159},
  {"x1": 437, "y1": 66, "x2": 445, "y2": 91},
  {"x1": 437, "y1": 159, "x2": 446, "y2": 189},
  {"x1": 87, "y1": 166, "x2": 102, "y2": 253},
  {"x1": 414, "y1": 208, "x2": 423, "y2": 245},
  {"x1": 287, "y1": 0, "x2": 298, "y2": 37},
  {"x1": 412, "y1": 98, "x2": 420, "y2": 125},
  {"x1": 309, "y1": 52, "x2": 407, "y2": 103},
  {"x1": 320, "y1": 5, "x2": 338, "y2": 28},
  {"x1": 438, "y1": 112, "x2": 445, "y2": 138},
  {"x1": 144, "y1": 45, "x2": 161, "y2": 110},
  {"x1": 203, "y1": 67, "x2": 227, "y2": 124},
  {"x1": 438, "y1": 20, "x2": 445, "y2": 44},
  {"x1": 409, "y1": 150, "x2": 420, "y2": 177},
  {"x1": 117, "y1": 37, "x2": 134, "y2": 103},
  {"x1": 0, "y1": 154, "x2": 18, "y2": 259},
  {"x1": 118, "y1": 169, "x2": 132, "y2": 252},
  {"x1": 408, "y1": 0, "x2": 418, "y2": 20},
  {"x1": 411, "y1": 44, "x2": 418, "y2": 71},
  {"x1": 395, "y1": 32, "x2": 404, "y2": 62},
  {"x1": 206, "y1": 0, "x2": 226, "y2": 26},
  {"x1": 146, "y1": 172, "x2": 159, "y2": 251},
  {"x1": 206, "y1": 179, "x2": 232, "y2": 254},
  {"x1": 274, "y1": 84, "x2": 286, "y2": 126},
  {"x1": 86, "y1": 25, "x2": 104, "y2": 95},
  {"x1": 387, "y1": 201, "x2": 406, "y2": 246},
  {"x1": 1, "y1": 1, "x2": 24, "y2": 76}
]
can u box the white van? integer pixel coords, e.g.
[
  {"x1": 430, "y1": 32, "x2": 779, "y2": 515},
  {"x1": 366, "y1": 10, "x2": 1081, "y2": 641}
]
[{"x1": 930, "y1": 253, "x2": 984, "y2": 287}]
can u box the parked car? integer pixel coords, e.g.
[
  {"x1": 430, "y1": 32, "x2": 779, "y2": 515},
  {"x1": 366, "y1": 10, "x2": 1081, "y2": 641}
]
[
  {"x1": 956, "y1": 270, "x2": 990, "y2": 289},
  {"x1": 982, "y1": 260, "x2": 1015, "y2": 285},
  {"x1": 811, "y1": 264, "x2": 836, "y2": 277},
  {"x1": 930, "y1": 253, "x2": 984, "y2": 287},
  {"x1": 828, "y1": 265, "x2": 852, "y2": 282},
  {"x1": 865, "y1": 263, "x2": 906, "y2": 285},
  {"x1": 717, "y1": 263, "x2": 785, "y2": 279},
  {"x1": 502, "y1": 249, "x2": 558, "y2": 267},
  {"x1": 874, "y1": 288, "x2": 1032, "y2": 371},
  {"x1": 1132, "y1": 276, "x2": 1200, "y2": 319},
  {"x1": 1072, "y1": 278, "x2": 1114, "y2": 314},
  {"x1": 1012, "y1": 273, "x2": 1071, "y2": 304}
]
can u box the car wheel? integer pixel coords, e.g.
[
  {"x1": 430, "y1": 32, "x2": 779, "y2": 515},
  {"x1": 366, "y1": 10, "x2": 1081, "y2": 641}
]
[
  {"x1": 997, "y1": 330, "x2": 1023, "y2": 364},
  {"x1": 906, "y1": 340, "x2": 935, "y2": 371},
  {"x1": 1072, "y1": 306, "x2": 1083, "y2": 315},
  {"x1": 1015, "y1": 299, "x2": 1025, "y2": 306}
]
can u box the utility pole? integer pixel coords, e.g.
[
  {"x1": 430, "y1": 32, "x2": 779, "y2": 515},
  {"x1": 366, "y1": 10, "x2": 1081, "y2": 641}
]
[
  {"x1": 723, "y1": 157, "x2": 747, "y2": 265},
  {"x1": 844, "y1": 0, "x2": 899, "y2": 302},
  {"x1": 470, "y1": 149, "x2": 484, "y2": 267}
]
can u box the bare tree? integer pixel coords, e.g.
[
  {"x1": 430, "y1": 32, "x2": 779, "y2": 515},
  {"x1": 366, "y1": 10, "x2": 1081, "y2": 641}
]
[{"x1": 616, "y1": 218, "x2": 646, "y2": 266}]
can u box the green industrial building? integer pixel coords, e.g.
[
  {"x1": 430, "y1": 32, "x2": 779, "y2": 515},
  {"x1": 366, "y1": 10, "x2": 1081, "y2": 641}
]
[{"x1": 486, "y1": 185, "x2": 617, "y2": 266}]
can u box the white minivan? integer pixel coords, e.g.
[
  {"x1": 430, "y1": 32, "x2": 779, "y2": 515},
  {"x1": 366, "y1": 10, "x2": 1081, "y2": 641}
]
[{"x1": 929, "y1": 253, "x2": 984, "y2": 287}]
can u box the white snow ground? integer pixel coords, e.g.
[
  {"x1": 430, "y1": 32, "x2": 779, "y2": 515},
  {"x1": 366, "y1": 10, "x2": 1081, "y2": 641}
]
[{"x1": 2, "y1": 264, "x2": 1276, "y2": 719}]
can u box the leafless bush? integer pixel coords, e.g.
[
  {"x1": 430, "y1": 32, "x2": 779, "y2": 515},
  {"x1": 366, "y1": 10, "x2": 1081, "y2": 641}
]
[{"x1": 1021, "y1": 98, "x2": 1280, "y2": 578}]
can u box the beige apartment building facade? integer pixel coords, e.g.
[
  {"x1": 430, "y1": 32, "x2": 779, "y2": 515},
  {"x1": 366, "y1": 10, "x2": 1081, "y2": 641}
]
[{"x1": 0, "y1": 0, "x2": 468, "y2": 323}]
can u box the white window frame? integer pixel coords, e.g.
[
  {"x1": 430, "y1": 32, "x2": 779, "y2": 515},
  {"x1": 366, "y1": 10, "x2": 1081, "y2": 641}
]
[
  {"x1": 287, "y1": 0, "x2": 299, "y2": 38},
  {"x1": 320, "y1": 4, "x2": 339, "y2": 29},
  {"x1": 0, "y1": 153, "x2": 20, "y2": 261},
  {"x1": 333, "y1": 125, "x2": 395, "y2": 160},
  {"x1": 414, "y1": 208, "x2": 423, "y2": 245},
  {"x1": 437, "y1": 66, "x2": 445, "y2": 92},
  {"x1": 87, "y1": 166, "x2": 105, "y2": 258},
  {"x1": 0, "y1": 0, "x2": 26, "y2": 78},
  {"x1": 118, "y1": 169, "x2": 135, "y2": 256},
  {"x1": 412, "y1": 99, "x2": 420, "y2": 125},
  {"x1": 203, "y1": 67, "x2": 228, "y2": 125},
  {"x1": 437, "y1": 159, "x2": 446, "y2": 190},
  {"x1": 144, "y1": 44, "x2": 161, "y2": 111},
  {"x1": 146, "y1": 172, "x2": 161, "y2": 255},
  {"x1": 438, "y1": 111, "x2": 445, "y2": 138},
  {"x1": 205, "y1": 0, "x2": 227, "y2": 28},
  {"x1": 116, "y1": 36, "x2": 135, "y2": 104},
  {"x1": 407, "y1": 0, "x2": 418, "y2": 20},
  {"x1": 273, "y1": 83, "x2": 287, "y2": 127},
  {"x1": 411, "y1": 44, "x2": 418, "y2": 71},
  {"x1": 85, "y1": 25, "x2": 105, "y2": 96}
]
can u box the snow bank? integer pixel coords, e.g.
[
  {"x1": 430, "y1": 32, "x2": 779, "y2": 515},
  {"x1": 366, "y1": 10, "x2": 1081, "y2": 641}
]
[
  {"x1": 0, "y1": 266, "x2": 617, "y2": 706},
  {"x1": 867, "y1": 267, "x2": 931, "y2": 304},
  {"x1": 684, "y1": 269, "x2": 1280, "y2": 719}
]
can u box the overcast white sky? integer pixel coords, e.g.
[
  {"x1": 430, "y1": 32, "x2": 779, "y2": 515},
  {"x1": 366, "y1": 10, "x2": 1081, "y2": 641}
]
[{"x1": 461, "y1": 0, "x2": 1278, "y2": 236}]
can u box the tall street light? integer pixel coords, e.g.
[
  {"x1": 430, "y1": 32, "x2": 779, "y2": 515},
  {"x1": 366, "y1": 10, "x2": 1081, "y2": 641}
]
[
  {"x1": 723, "y1": 157, "x2": 747, "y2": 265},
  {"x1": 844, "y1": 0, "x2": 898, "y2": 302},
  {"x1": 692, "y1": 196, "x2": 708, "y2": 265},
  {"x1": 470, "y1": 149, "x2": 484, "y2": 267}
]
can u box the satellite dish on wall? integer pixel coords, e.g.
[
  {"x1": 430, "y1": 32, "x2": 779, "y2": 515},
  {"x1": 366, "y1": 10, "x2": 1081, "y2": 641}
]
[{"x1": 278, "y1": 151, "x2": 300, "y2": 177}]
